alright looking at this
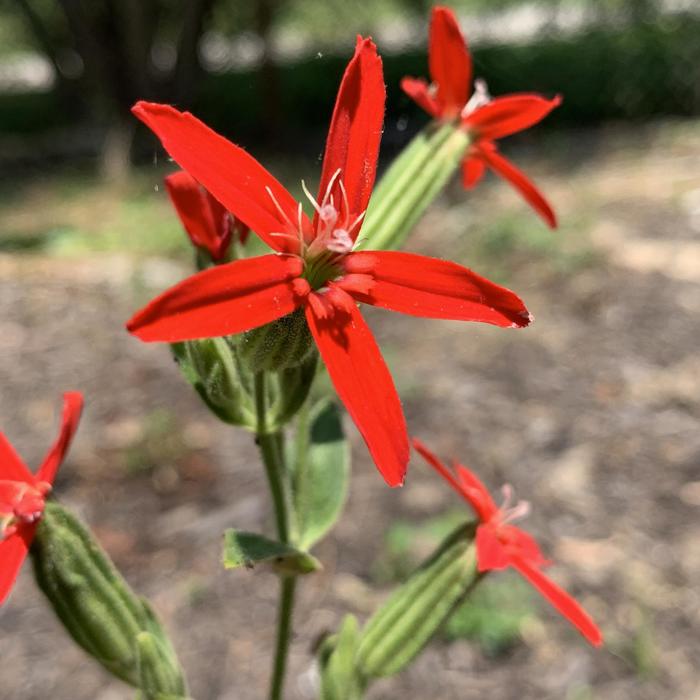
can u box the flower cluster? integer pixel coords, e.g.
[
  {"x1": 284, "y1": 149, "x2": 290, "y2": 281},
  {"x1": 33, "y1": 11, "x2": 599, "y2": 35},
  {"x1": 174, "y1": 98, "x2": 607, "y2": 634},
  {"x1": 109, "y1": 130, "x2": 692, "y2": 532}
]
[
  {"x1": 128, "y1": 37, "x2": 531, "y2": 487},
  {"x1": 1, "y1": 6, "x2": 603, "y2": 696},
  {"x1": 413, "y1": 439, "x2": 602, "y2": 646},
  {"x1": 402, "y1": 6, "x2": 560, "y2": 227}
]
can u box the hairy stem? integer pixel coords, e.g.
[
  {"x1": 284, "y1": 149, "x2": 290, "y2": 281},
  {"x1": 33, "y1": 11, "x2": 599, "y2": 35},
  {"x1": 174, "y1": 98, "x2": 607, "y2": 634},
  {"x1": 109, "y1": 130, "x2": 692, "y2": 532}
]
[{"x1": 254, "y1": 372, "x2": 297, "y2": 700}]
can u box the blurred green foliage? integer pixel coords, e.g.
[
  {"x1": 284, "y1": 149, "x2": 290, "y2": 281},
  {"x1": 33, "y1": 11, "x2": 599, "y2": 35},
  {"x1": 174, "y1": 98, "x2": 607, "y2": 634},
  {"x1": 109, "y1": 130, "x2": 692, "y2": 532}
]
[
  {"x1": 443, "y1": 575, "x2": 535, "y2": 656},
  {"x1": 0, "y1": 1, "x2": 697, "y2": 141},
  {"x1": 459, "y1": 210, "x2": 599, "y2": 284}
]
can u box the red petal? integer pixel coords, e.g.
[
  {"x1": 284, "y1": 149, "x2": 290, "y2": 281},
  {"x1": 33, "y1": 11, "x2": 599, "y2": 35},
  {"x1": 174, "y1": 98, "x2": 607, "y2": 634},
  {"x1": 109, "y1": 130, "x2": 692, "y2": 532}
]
[
  {"x1": 346, "y1": 251, "x2": 532, "y2": 328},
  {"x1": 0, "y1": 526, "x2": 34, "y2": 605},
  {"x1": 165, "y1": 170, "x2": 232, "y2": 260},
  {"x1": 400, "y1": 77, "x2": 442, "y2": 119},
  {"x1": 429, "y1": 6, "x2": 471, "y2": 116},
  {"x1": 510, "y1": 556, "x2": 603, "y2": 647},
  {"x1": 127, "y1": 255, "x2": 308, "y2": 342},
  {"x1": 305, "y1": 290, "x2": 408, "y2": 487},
  {"x1": 37, "y1": 392, "x2": 83, "y2": 485},
  {"x1": 455, "y1": 464, "x2": 499, "y2": 521},
  {"x1": 412, "y1": 438, "x2": 469, "y2": 500},
  {"x1": 0, "y1": 434, "x2": 32, "y2": 483},
  {"x1": 475, "y1": 523, "x2": 510, "y2": 571},
  {"x1": 461, "y1": 154, "x2": 486, "y2": 189},
  {"x1": 464, "y1": 94, "x2": 561, "y2": 141},
  {"x1": 505, "y1": 525, "x2": 550, "y2": 568},
  {"x1": 316, "y1": 37, "x2": 385, "y2": 234},
  {"x1": 132, "y1": 101, "x2": 307, "y2": 254},
  {"x1": 478, "y1": 144, "x2": 557, "y2": 228}
]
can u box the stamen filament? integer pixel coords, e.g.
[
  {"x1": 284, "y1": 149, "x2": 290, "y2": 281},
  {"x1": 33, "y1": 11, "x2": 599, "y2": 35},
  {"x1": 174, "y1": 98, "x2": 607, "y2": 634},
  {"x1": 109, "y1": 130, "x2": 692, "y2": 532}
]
[
  {"x1": 320, "y1": 168, "x2": 343, "y2": 209},
  {"x1": 301, "y1": 179, "x2": 322, "y2": 215},
  {"x1": 266, "y1": 187, "x2": 296, "y2": 230}
]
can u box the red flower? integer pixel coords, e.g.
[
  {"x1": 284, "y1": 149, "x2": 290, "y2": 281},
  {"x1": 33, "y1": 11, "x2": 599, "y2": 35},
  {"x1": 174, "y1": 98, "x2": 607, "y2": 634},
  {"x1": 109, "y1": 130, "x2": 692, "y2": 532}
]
[
  {"x1": 401, "y1": 6, "x2": 561, "y2": 228},
  {"x1": 0, "y1": 392, "x2": 83, "y2": 604},
  {"x1": 413, "y1": 438, "x2": 603, "y2": 646},
  {"x1": 165, "y1": 169, "x2": 249, "y2": 261},
  {"x1": 128, "y1": 38, "x2": 532, "y2": 488}
]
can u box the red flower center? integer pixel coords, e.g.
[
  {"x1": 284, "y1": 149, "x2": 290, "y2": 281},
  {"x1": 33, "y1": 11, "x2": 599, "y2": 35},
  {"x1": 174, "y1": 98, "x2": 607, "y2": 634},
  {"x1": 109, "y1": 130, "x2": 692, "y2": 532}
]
[
  {"x1": 0, "y1": 480, "x2": 51, "y2": 539},
  {"x1": 265, "y1": 168, "x2": 370, "y2": 294}
]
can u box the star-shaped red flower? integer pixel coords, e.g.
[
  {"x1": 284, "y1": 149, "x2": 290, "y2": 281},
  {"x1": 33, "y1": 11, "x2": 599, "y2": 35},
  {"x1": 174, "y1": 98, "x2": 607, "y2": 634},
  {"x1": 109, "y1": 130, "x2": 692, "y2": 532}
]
[
  {"x1": 0, "y1": 392, "x2": 83, "y2": 604},
  {"x1": 413, "y1": 438, "x2": 603, "y2": 646},
  {"x1": 128, "y1": 38, "x2": 532, "y2": 488},
  {"x1": 165, "y1": 169, "x2": 249, "y2": 261},
  {"x1": 402, "y1": 6, "x2": 561, "y2": 228}
]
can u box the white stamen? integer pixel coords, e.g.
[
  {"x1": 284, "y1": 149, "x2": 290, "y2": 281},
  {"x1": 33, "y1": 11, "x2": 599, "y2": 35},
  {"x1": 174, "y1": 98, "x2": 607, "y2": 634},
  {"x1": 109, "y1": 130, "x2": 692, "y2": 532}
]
[
  {"x1": 320, "y1": 168, "x2": 343, "y2": 209},
  {"x1": 319, "y1": 204, "x2": 338, "y2": 226},
  {"x1": 326, "y1": 228, "x2": 353, "y2": 254},
  {"x1": 348, "y1": 210, "x2": 366, "y2": 235},
  {"x1": 338, "y1": 179, "x2": 350, "y2": 217},
  {"x1": 297, "y1": 202, "x2": 305, "y2": 250},
  {"x1": 301, "y1": 179, "x2": 322, "y2": 215},
  {"x1": 498, "y1": 484, "x2": 530, "y2": 525},
  {"x1": 266, "y1": 186, "x2": 296, "y2": 229},
  {"x1": 462, "y1": 78, "x2": 492, "y2": 117}
]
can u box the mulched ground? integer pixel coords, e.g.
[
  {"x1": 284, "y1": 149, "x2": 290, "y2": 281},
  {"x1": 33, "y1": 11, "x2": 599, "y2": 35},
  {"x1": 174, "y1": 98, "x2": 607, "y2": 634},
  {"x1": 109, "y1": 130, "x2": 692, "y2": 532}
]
[{"x1": 1, "y1": 120, "x2": 699, "y2": 699}]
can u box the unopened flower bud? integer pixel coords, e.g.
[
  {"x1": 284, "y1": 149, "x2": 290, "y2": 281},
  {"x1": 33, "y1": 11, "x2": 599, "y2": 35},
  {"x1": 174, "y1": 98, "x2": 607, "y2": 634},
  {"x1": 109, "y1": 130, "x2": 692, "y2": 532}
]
[
  {"x1": 238, "y1": 308, "x2": 316, "y2": 373},
  {"x1": 31, "y1": 502, "x2": 187, "y2": 693}
]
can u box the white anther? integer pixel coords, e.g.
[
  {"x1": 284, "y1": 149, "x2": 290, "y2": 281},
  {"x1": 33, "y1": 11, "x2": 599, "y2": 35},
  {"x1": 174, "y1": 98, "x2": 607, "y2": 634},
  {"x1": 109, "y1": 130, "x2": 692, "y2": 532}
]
[
  {"x1": 327, "y1": 228, "x2": 353, "y2": 254},
  {"x1": 498, "y1": 483, "x2": 530, "y2": 524},
  {"x1": 319, "y1": 204, "x2": 338, "y2": 225},
  {"x1": 462, "y1": 78, "x2": 492, "y2": 117}
]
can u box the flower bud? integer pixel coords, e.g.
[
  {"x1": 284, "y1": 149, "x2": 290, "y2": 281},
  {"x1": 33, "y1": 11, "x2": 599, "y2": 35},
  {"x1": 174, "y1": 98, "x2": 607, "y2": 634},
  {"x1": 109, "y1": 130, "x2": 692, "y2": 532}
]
[
  {"x1": 136, "y1": 631, "x2": 188, "y2": 699},
  {"x1": 238, "y1": 308, "x2": 316, "y2": 374},
  {"x1": 268, "y1": 354, "x2": 318, "y2": 428},
  {"x1": 31, "y1": 502, "x2": 186, "y2": 693},
  {"x1": 171, "y1": 338, "x2": 256, "y2": 428},
  {"x1": 355, "y1": 522, "x2": 478, "y2": 679}
]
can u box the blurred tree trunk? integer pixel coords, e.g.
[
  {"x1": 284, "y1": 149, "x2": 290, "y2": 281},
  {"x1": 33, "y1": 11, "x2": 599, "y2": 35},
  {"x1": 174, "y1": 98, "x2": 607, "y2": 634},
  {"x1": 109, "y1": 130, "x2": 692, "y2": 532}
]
[
  {"x1": 254, "y1": 0, "x2": 283, "y2": 141},
  {"x1": 174, "y1": 0, "x2": 215, "y2": 104},
  {"x1": 14, "y1": 0, "x2": 217, "y2": 181}
]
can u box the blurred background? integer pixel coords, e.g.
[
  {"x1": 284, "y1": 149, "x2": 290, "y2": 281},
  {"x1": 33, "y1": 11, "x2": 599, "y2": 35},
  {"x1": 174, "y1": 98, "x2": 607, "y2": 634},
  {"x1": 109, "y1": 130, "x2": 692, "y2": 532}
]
[{"x1": 1, "y1": 0, "x2": 699, "y2": 698}]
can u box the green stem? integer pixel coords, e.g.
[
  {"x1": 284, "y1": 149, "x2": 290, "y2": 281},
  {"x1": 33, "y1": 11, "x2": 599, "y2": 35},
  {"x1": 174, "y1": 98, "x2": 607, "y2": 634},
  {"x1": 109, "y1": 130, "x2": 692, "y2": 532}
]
[
  {"x1": 255, "y1": 372, "x2": 289, "y2": 543},
  {"x1": 254, "y1": 372, "x2": 297, "y2": 700},
  {"x1": 269, "y1": 576, "x2": 297, "y2": 700}
]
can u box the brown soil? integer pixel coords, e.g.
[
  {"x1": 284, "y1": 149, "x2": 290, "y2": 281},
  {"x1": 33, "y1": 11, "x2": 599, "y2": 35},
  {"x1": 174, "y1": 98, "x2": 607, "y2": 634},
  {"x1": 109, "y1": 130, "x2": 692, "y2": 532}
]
[{"x1": 1, "y1": 120, "x2": 699, "y2": 699}]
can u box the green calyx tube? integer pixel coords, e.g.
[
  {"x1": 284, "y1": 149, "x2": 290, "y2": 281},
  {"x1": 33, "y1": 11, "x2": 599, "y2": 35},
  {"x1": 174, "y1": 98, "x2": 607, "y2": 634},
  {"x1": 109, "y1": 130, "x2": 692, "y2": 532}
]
[
  {"x1": 31, "y1": 502, "x2": 187, "y2": 697},
  {"x1": 360, "y1": 122, "x2": 470, "y2": 252}
]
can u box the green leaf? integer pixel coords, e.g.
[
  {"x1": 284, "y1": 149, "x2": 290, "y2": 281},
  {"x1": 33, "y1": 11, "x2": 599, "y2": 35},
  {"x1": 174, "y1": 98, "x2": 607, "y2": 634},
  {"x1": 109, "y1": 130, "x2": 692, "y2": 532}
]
[
  {"x1": 222, "y1": 530, "x2": 321, "y2": 575},
  {"x1": 320, "y1": 615, "x2": 364, "y2": 700},
  {"x1": 291, "y1": 400, "x2": 350, "y2": 550}
]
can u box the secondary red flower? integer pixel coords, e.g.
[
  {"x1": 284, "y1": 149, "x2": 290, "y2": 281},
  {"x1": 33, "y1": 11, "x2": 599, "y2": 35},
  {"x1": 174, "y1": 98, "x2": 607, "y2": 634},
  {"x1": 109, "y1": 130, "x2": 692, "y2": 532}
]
[
  {"x1": 0, "y1": 392, "x2": 83, "y2": 605},
  {"x1": 413, "y1": 438, "x2": 603, "y2": 646},
  {"x1": 128, "y1": 38, "x2": 532, "y2": 488},
  {"x1": 402, "y1": 6, "x2": 561, "y2": 228},
  {"x1": 165, "y1": 170, "x2": 249, "y2": 261}
]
